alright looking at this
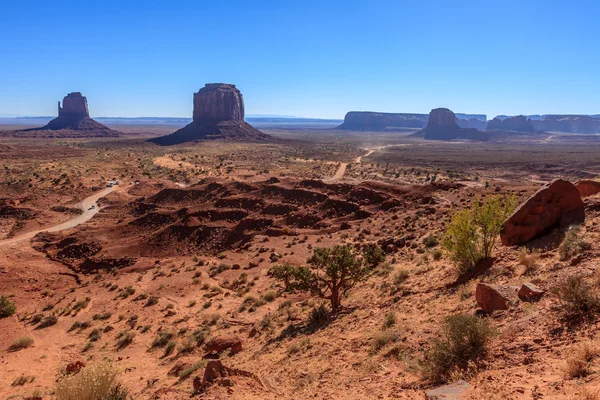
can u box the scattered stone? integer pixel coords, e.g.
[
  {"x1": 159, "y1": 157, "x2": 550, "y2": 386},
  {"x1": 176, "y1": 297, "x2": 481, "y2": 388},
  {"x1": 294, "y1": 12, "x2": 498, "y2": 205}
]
[
  {"x1": 205, "y1": 335, "x2": 243, "y2": 356},
  {"x1": 65, "y1": 360, "x2": 86, "y2": 375},
  {"x1": 425, "y1": 379, "x2": 471, "y2": 399},
  {"x1": 500, "y1": 179, "x2": 584, "y2": 246},
  {"x1": 518, "y1": 283, "x2": 544, "y2": 301},
  {"x1": 475, "y1": 283, "x2": 518, "y2": 313}
]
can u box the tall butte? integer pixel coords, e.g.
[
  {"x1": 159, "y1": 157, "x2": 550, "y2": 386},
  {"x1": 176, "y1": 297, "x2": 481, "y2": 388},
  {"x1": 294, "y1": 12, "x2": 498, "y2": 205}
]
[
  {"x1": 38, "y1": 92, "x2": 119, "y2": 136},
  {"x1": 150, "y1": 83, "x2": 270, "y2": 145}
]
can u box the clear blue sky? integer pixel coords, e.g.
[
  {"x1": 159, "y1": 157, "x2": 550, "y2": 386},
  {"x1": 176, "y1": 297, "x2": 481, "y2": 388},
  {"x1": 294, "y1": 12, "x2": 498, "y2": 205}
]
[{"x1": 1, "y1": 0, "x2": 599, "y2": 119}]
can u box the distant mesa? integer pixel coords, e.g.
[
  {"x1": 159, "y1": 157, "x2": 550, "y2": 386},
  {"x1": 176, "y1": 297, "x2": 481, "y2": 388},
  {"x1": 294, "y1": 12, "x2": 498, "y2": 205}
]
[
  {"x1": 0, "y1": 92, "x2": 120, "y2": 138},
  {"x1": 149, "y1": 83, "x2": 271, "y2": 145},
  {"x1": 533, "y1": 115, "x2": 600, "y2": 134},
  {"x1": 487, "y1": 115, "x2": 535, "y2": 132},
  {"x1": 337, "y1": 111, "x2": 487, "y2": 131},
  {"x1": 414, "y1": 108, "x2": 489, "y2": 141}
]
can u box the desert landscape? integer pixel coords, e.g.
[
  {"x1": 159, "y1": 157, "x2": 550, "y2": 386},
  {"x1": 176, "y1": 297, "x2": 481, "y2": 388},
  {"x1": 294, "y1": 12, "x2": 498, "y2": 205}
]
[{"x1": 2, "y1": 82, "x2": 600, "y2": 400}]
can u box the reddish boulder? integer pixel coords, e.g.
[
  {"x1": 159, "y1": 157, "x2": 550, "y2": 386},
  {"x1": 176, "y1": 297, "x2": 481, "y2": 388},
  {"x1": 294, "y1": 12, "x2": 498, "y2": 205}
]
[
  {"x1": 500, "y1": 179, "x2": 584, "y2": 246},
  {"x1": 475, "y1": 283, "x2": 518, "y2": 313},
  {"x1": 575, "y1": 179, "x2": 600, "y2": 198},
  {"x1": 205, "y1": 335, "x2": 242, "y2": 355},
  {"x1": 65, "y1": 360, "x2": 86, "y2": 375},
  {"x1": 518, "y1": 283, "x2": 544, "y2": 301}
]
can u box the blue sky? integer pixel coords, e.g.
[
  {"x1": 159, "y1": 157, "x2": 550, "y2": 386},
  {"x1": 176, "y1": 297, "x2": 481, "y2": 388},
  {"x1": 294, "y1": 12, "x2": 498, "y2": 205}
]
[{"x1": 1, "y1": 0, "x2": 599, "y2": 119}]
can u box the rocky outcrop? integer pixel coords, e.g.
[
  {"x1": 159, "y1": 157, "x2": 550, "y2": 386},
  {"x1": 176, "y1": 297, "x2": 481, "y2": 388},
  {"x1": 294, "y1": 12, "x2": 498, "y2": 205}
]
[
  {"x1": 12, "y1": 92, "x2": 120, "y2": 137},
  {"x1": 337, "y1": 112, "x2": 428, "y2": 130},
  {"x1": 575, "y1": 179, "x2": 600, "y2": 198},
  {"x1": 500, "y1": 179, "x2": 584, "y2": 246},
  {"x1": 205, "y1": 335, "x2": 242, "y2": 355},
  {"x1": 415, "y1": 108, "x2": 489, "y2": 141},
  {"x1": 150, "y1": 84, "x2": 270, "y2": 145},
  {"x1": 518, "y1": 283, "x2": 544, "y2": 301},
  {"x1": 487, "y1": 115, "x2": 535, "y2": 132},
  {"x1": 532, "y1": 115, "x2": 600, "y2": 134}
]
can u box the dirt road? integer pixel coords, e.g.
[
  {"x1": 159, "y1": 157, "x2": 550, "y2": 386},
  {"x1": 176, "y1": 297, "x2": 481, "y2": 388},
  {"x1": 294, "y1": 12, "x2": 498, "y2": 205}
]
[
  {"x1": 0, "y1": 186, "x2": 118, "y2": 248},
  {"x1": 328, "y1": 145, "x2": 405, "y2": 182}
]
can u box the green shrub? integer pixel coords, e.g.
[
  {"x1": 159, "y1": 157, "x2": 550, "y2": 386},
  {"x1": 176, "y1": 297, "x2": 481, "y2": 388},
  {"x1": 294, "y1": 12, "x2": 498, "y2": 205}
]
[
  {"x1": 422, "y1": 314, "x2": 495, "y2": 382},
  {"x1": 307, "y1": 304, "x2": 331, "y2": 329},
  {"x1": 0, "y1": 296, "x2": 16, "y2": 318},
  {"x1": 559, "y1": 225, "x2": 591, "y2": 261},
  {"x1": 116, "y1": 331, "x2": 135, "y2": 350},
  {"x1": 145, "y1": 295, "x2": 159, "y2": 307},
  {"x1": 151, "y1": 331, "x2": 173, "y2": 348},
  {"x1": 442, "y1": 195, "x2": 516, "y2": 275},
  {"x1": 372, "y1": 330, "x2": 400, "y2": 353},
  {"x1": 363, "y1": 243, "x2": 386, "y2": 268},
  {"x1": 39, "y1": 315, "x2": 58, "y2": 328},
  {"x1": 383, "y1": 312, "x2": 396, "y2": 329}
]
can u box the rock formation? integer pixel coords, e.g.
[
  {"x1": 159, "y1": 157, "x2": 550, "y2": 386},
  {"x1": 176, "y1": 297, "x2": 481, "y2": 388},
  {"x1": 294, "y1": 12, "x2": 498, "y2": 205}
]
[
  {"x1": 575, "y1": 179, "x2": 600, "y2": 198},
  {"x1": 337, "y1": 112, "x2": 428, "y2": 130},
  {"x1": 487, "y1": 115, "x2": 535, "y2": 132},
  {"x1": 500, "y1": 179, "x2": 584, "y2": 246},
  {"x1": 414, "y1": 108, "x2": 489, "y2": 141},
  {"x1": 532, "y1": 115, "x2": 600, "y2": 134},
  {"x1": 475, "y1": 283, "x2": 517, "y2": 313},
  {"x1": 4, "y1": 92, "x2": 120, "y2": 138},
  {"x1": 150, "y1": 84, "x2": 270, "y2": 145}
]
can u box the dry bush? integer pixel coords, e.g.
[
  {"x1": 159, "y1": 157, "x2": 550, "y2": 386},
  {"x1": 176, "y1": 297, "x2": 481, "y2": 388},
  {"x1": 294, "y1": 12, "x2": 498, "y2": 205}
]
[
  {"x1": 554, "y1": 274, "x2": 600, "y2": 323},
  {"x1": 371, "y1": 330, "x2": 400, "y2": 353},
  {"x1": 564, "y1": 341, "x2": 598, "y2": 379},
  {"x1": 10, "y1": 336, "x2": 34, "y2": 350},
  {"x1": 56, "y1": 361, "x2": 127, "y2": 400},
  {"x1": 518, "y1": 247, "x2": 539, "y2": 273},
  {"x1": 0, "y1": 296, "x2": 16, "y2": 318},
  {"x1": 570, "y1": 387, "x2": 600, "y2": 400},
  {"x1": 560, "y1": 225, "x2": 591, "y2": 261},
  {"x1": 422, "y1": 314, "x2": 495, "y2": 382}
]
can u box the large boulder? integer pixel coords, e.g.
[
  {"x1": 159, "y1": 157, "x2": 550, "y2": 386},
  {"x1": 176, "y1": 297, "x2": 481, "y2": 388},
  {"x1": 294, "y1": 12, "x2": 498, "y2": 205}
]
[
  {"x1": 150, "y1": 83, "x2": 270, "y2": 145},
  {"x1": 205, "y1": 335, "x2": 242, "y2": 355},
  {"x1": 487, "y1": 115, "x2": 535, "y2": 132},
  {"x1": 500, "y1": 179, "x2": 584, "y2": 246},
  {"x1": 414, "y1": 108, "x2": 489, "y2": 141},
  {"x1": 475, "y1": 283, "x2": 518, "y2": 313},
  {"x1": 575, "y1": 179, "x2": 600, "y2": 198}
]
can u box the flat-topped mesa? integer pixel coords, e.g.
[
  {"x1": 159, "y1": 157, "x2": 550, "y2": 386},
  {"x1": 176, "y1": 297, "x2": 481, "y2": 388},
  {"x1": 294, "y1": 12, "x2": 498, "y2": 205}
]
[
  {"x1": 149, "y1": 83, "x2": 270, "y2": 145},
  {"x1": 193, "y1": 84, "x2": 244, "y2": 122},
  {"x1": 58, "y1": 92, "x2": 90, "y2": 118}
]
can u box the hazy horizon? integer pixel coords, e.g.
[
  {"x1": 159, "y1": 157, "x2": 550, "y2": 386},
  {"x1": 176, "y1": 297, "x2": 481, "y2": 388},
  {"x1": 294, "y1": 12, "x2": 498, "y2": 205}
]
[{"x1": 2, "y1": 0, "x2": 599, "y2": 119}]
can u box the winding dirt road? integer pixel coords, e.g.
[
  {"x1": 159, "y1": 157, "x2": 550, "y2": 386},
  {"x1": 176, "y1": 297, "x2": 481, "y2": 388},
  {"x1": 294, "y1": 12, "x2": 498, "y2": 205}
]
[
  {"x1": 0, "y1": 186, "x2": 118, "y2": 248},
  {"x1": 328, "y1": 145, "x2": 407, "y2": 182}
]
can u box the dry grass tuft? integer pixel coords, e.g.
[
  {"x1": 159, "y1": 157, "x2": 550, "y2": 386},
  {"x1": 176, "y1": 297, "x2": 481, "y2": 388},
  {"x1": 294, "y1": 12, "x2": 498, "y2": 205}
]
[
  {"x1": 56, "y1": 361, "x2": 127, "y2": 400},
  {"x1": 564, "y1": 341, "x2": 598, "y2": 379}
]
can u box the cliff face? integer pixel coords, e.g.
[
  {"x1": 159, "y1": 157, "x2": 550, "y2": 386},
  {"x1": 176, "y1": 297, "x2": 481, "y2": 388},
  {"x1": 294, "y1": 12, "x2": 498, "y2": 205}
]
[
  {"x1": 150, "y1": 83, "x2": 270, "y2": 145},
  {"x1": 58, "y1": 92, "x2": 90, "y2": 118},
  {"x1": 193, "y1": 83, "x2": 244, "y2": 122},
  {"x1": 487, "y1": 115, "x2": 535, "y2": 132},
  {"x1": 337, "y1": 112, "x2": 428, "y2": 130},
  {"x1": 532, "y1": 115, "x2": 600, "y2": 134}
]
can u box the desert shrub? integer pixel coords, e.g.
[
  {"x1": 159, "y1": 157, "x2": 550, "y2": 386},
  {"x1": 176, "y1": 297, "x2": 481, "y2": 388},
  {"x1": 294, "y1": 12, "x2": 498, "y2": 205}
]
[
  {"x1": 423, "y1": 235, "x2": 439, "y2": 248},
  {"x1": 88, "y1": 328, "x2": 102, "y2": 342},
  {"x1": 307, "y1": 304, "x2": 331, "y2": 329},
  {"x1": 10, "y1": 336, "x2": 34, "y2": 350},
  {"x1": 92, "y1": 312, "x2": 112, "y2": 321},
  {"x1": 363, "y1": 243, "x2": 386, "y2": 268},
  {"x1": 442, "y1": 195, "x2": 516, "y2": 275},
  {"x1": 554, "y1": 274, "x2": 600, "y2": 322},
  {"x1": 272, "y1": 245, "x2": 369, "y2": 311},
  {"x1": 262, "y1": 290, "x2": 277, "y2": 302},
  {"x1": 0, "y1": 296, "x2": 16, "y2": 318},
  {"x1": 39, "y1": 315, "x2": 58, "y2": 328},
  {"x1": 518, "y1": 247, "x2": 539, "y2": 273},
  {"x1": 383, "y1": 312, "x2": 397, "y2": 329},
  {"x1": 145, "y1": 295, "x2": 159, "y2": 307},
  {"x1": 393, "y1": 269, "x2": 409, "y2": 285},
  {"x1": 422, "y1": 314, "x2": 495, "y2": 382},
  {"x1": 116, "y1": 331, "x2": 135, "y2": 350},
  {"x1": 564, "y1": 341, "x2": 598, "y2": 378},
  {"x1": 372, "y1": 330, "x2": 400, "y2": 353},
  {"x1": 151, "y1": 331, "x2": 174, "y2": 348},
  {"x1": 163, "y1": 341, "x2": 176, "y2": 357},
  {"x1": 56, "y1": 361, "x2": 126, "y2": 400},
  {"x1": 559, "y1": 225, "x2": 591, "y2": 261}
]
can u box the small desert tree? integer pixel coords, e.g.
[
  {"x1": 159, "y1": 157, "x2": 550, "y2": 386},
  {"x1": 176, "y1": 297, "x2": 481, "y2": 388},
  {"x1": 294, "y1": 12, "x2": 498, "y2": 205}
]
[
  {"x1": 273, "y1": 245, "x2": 370, "y2": 311},
  {"x1": 0, "y1": 296, "x2": 16, "y2": 318},
  {"x1": 442, "y1": 195, "x2": 516, "y2": 274}
]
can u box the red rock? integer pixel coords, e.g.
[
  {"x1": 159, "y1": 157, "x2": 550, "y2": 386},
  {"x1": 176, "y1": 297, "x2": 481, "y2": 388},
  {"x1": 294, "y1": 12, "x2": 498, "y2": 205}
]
[
  {"x1": 417, "y1": 108, "x2": 488, "y2": 141},
  {"x1": 475, "y1": 283, "x2": 517, "y2": 313},
  {"x1": 518, "y1": 283, "x2": 544, "y2": 300},
  {"x1": 575, "y1": 179, "x2": 600, "y2": 198},
  {"x1": 501, "y1": 179, "x2": 584, "y2": 246},
  {"x1": 205, "y1": 335, "x2": 242, "y2": 355},
  {"x1": 65, "y1": 360, "x2": 86, "y2": 375}
]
